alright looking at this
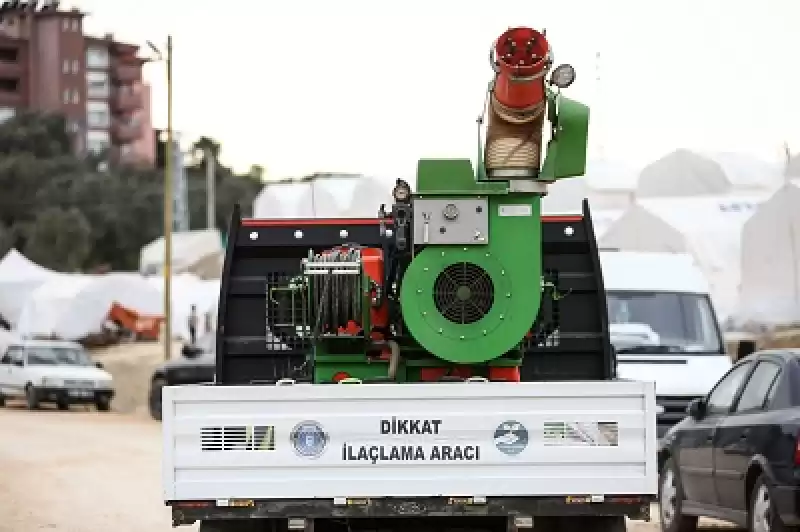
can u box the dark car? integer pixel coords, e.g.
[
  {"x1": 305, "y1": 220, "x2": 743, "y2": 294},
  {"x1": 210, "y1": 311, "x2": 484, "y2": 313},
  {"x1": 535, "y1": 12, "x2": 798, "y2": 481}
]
[
  {"x1": 658, "y1": 348, "x2": 800, "y2": 532},
  {"x1": 148, "y1": 343, "x2": 215, "y2": 420}
]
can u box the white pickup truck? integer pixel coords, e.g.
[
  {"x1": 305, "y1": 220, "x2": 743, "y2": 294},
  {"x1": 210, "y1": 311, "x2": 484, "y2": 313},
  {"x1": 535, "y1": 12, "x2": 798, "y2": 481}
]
[
  {"x1": 161, "y1": 204, "x2": 658, "y2": 532},
  {"x1": 163, "y1": 379, "x2": 656, "y2": 531},
  {"x1": 600, "y1": 250, "x2": 733, "y2": 439}
]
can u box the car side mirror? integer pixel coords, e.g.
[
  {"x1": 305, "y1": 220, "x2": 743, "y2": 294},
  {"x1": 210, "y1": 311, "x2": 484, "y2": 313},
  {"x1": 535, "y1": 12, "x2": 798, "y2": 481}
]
[
  {"x1": 736, "y1": 340, "x2": 756, "y2": 362},
  {"x1": 95, "y1": 361, "x2": 104, "y2": 369},
  {"x1": 12, "y1": 360, "x2": 24, "y2": 367},
  {"x1": 687, "y1": 398, "x2": 706, "y2": 420},
  {"x1": 181, "y1": 344, "x2": 203, "y2": 359}
]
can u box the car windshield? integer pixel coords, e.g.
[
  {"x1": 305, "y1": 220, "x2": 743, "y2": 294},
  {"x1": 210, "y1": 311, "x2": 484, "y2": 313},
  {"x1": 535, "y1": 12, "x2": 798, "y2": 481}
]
[
  {"x1": 26, "y1": 346, "x2": 93, "y2": 366},
  {"x1": 607, "y1": 291, "x2": 722, "y2": 353}
]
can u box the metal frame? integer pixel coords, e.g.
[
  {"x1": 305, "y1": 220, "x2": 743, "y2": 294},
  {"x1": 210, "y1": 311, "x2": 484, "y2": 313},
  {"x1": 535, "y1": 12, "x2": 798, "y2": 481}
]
[{"x1": 215, "y1": 199, "x2": 614, "y2": 385}]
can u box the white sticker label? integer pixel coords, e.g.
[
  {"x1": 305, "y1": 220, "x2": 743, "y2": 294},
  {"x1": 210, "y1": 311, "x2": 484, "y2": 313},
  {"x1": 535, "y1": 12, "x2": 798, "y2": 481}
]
[{"x1": 498, "y1": 204, "x2": 532, "y2": 217}]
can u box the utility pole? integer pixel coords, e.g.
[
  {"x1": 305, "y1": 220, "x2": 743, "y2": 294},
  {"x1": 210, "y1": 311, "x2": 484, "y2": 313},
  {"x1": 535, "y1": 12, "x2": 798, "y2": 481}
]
[
  {"x1": 173, "y1": 135, "x2": 189, "y2": 231},
  {"x1": 163, "y1": 34, "x2": 173, "y2": 361},
  {"x1": 206, "y1": 146, "x2": 216, "y2": 228}
]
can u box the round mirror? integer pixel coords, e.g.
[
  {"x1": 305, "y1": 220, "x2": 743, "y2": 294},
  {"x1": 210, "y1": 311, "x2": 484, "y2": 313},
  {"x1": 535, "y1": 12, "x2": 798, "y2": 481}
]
[{"x1": 550, "y1": 64, "x2": 576, "y2": 88}]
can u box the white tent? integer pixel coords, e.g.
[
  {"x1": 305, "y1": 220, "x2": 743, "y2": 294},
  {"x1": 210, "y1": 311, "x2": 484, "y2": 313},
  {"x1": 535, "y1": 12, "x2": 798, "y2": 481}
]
[
  {"x1": 541, "y1": 177, "x2": 590, "y2": 213},
  {"x1": 591, "y1": 209, "x2": 624, "y2": 239},
  {"x1": 737, "y1": 180, "x2": 800, "y2": 325},
  {"x1": 541, "y1": 159, "x2": 638, "y2": 213},
  {"x1": 140, "y1": 228, "x2": 223, "y2": 279},
  {"x1": 16, "y1": 273, "x2": 162, "y2": 341},
  {"x1": 0, "y1": 327, "x2": 18, "y2": 352},
  {"x1": 599, "y1": 195, "x2": 768, "y2": 320},
  {"x1": 253, "y1": 173, "x2": 396, "y2": 219},
  {"x1": 0, "y1": 249, "x2": 55, "y2": 279},
  {"x1": 147, "y1": 273, "x2": 220, "y2": 341},
  {"x1": 787, "y1": 155, "x2": 800, "y2": 177},
  {"x1": 0, "y1": 249, "x2": 64, "y2": 327},
  {"x1": 703, "y1": 152, "x2": 783, "y2": 193},
  {"x1": 637, "y1": 149, "x2": 782, "y2": 198}
]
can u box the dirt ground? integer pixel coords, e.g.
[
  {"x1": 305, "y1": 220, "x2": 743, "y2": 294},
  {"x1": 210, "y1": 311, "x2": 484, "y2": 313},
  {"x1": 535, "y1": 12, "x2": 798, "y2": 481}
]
[
  {"x1": 0, "y1": 408, "x2": 189, "y2": 532},
  {"x1": 0, "y1": 342, "x2": 736, "y2": 532},
  {"x1": 90, "y1": 340, "x2": 180, "y2": 416},
  {"x1": 0, "y1": 409, "x2": 731, "y2": 532}
]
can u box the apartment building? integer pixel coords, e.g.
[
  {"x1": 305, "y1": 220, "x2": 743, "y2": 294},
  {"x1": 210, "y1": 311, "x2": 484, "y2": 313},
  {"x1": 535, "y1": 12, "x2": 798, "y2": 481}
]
[{"x1": 0, "y1": 7, "x2": 154, "y2": 165}]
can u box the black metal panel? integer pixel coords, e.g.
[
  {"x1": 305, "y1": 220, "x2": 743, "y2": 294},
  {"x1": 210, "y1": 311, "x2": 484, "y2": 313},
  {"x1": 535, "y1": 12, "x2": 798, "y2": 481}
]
[
  {"x1": 216, "y1": 199, "x2": 613, "y2": 384},
  {"x1": 520, "y1": 199, "x2": 615, "y2": 381},
  {"x1": 215, "y1": 210, "x2": 386, "y2": 384}
]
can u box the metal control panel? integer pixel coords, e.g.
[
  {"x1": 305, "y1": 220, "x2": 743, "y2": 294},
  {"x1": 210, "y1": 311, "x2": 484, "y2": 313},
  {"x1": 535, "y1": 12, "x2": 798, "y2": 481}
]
[{"x1": 412, "y1": 198, "x2": 489, "y2": 245}]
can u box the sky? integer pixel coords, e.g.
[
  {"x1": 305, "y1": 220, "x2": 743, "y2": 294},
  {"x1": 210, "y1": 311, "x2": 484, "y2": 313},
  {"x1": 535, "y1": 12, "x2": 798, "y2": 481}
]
[{"x1": 61, "y1": 0, "x2": 800, "y2": 179}]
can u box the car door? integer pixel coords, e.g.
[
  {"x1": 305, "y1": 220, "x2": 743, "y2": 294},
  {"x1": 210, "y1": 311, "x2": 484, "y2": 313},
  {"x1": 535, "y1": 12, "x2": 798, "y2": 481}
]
[
  {"x1": 677, "y1": 361, "x2": 753, "y2": 506},
  {"x1": 6, "y1": 346, "x2": 27, "y2": 394},
  {"x1": 0, "y1": 348, "x2": 11, "y2": 393},
  {"x1": 713, "y1": 357, "x2": 782, "y2": 512}
]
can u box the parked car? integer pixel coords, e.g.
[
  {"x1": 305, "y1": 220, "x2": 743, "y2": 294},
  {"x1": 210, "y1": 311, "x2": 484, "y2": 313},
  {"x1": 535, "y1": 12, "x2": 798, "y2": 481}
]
[
  {"x1": 0, "y1": 339, "x2": 115, "y2": 411},
  {"x1": 658, "y1": 348, "x2": 800, "y2": 532},
  {"x1": 148, "y1": 342, "x2": 215, "y2": 420}
]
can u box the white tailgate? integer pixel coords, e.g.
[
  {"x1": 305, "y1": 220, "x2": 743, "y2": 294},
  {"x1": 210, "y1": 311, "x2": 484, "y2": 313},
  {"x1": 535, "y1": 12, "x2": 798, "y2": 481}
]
[{"x1": 163, "y1": 380, "x2": 657, "y2": 501}]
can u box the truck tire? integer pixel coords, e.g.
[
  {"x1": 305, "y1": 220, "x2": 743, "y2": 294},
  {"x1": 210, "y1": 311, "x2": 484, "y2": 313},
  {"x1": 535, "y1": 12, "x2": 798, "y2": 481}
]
[
  {"x1": 25, "y1": 384, "x2": 39, "y2": 410},
  {"x1": 95, "y1": 395, "x2": 111, "y2": 411},
  {"x1": 659, "y1": 456, "x2": 698, "y2": 532},
  {"x1": 149, "y1": 377, "x2": 166, "y2": 421},
  {"x1": 597, "y1": 516, "x2": 625, "y2": 532},
  {"x1": 198, "y1": 520, "x2": 259, "y2": 532},
  {"x1": 550, "y1": 516, "x2": 624, "y2": 532}
]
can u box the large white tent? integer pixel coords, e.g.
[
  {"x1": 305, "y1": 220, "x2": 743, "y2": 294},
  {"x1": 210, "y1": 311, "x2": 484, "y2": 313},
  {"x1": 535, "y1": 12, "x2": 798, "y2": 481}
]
[
  {"x1": 599, "y1": 195, "x2": 768, "y2": 320},
  {"x1": 705, "y1": 152, "x2": 784, "y2": 193},
  {"x1": 737, "y1": 180, "x2": 800, "y2": 325},
  {"x1": 253, "y1": 173, "x2": 396, "y2": 219},
  {"x1": 591, "y1": 209, "x2": 625, "y2": 239},
  {"x1": 147, "y1": 274, "x2": 220, "y2": 341},
  {"x1": 637, "y1": 149, "x2": 782, "y2": 198},
  {"x1": 787, "y1": 155, "x2": 800, "y2": 177},
  {"x1": 16, "y1": 273, "x2": 163, "y2": 341},
  {"x1": 0, "y1": 249, "x2": 63, "y2": 327},
  {"x1": 540, "y1": 159, "x2": 638, "y2": 213},
  {"x1": 140, "y1": 228, "x2": 223, "y2": 279}
]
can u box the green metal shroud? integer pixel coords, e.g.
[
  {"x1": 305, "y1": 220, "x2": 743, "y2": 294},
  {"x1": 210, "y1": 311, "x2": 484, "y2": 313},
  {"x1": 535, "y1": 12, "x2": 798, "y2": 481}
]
[
  {"x1": 310, "y1": 85, "x2": 589, "y2": 381},
  {"x1": 399, "y1": 161, "x2": 542, "y2": 364}
]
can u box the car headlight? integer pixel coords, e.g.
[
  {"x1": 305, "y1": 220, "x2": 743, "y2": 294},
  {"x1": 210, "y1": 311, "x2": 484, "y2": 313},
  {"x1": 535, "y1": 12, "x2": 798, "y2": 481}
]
[
  {"x1": 41, "y1": 377, "x2": 63, "y2": 387},
  {"x1": 95, "y1": 379, "x2": 113, "y2": 389}
]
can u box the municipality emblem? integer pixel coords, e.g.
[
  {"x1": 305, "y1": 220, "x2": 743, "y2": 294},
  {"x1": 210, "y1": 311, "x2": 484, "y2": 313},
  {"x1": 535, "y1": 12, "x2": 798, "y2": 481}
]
[
  {"x1": 494, "y1": 420, "x2": 529, "y2": 455},
  {"x1": 290, "y1": 420, "x2": 328, "y2": 458}
]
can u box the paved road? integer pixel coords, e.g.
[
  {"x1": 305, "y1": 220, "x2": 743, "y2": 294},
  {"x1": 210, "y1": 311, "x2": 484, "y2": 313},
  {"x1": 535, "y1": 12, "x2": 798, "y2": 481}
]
[{"x1": 0, "y1": 406, "x2": 730, "y2": 532}]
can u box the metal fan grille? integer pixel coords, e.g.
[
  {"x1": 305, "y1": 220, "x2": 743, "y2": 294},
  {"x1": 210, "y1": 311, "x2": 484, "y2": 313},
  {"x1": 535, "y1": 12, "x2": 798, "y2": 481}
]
[{"x1": 433, "y1": 262, "x2": 495, "y2": 324}]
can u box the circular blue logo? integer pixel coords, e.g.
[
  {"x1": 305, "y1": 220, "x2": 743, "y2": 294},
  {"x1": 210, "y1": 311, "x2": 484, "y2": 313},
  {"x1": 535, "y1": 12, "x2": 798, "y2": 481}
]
[
  {"x1": 290, "y1": 420, "x2": 328, "y2": 458},
  {"x1": 494, "y1": 420, "x2": 529, "y2": 455}
]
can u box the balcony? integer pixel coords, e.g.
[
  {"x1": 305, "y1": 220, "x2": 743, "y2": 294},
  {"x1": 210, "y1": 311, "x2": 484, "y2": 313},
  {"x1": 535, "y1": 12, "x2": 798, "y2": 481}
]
[
  {"x1": 0, "y1": 61, "x2": 21, "y2": 77},
  {"x1": 111, "y1": 60, "x2": 141, "y2": 83},
  {"x1": 111, "y1": 120, "x2": 142, "y2": 143},
  {"x1": 0, "y1": 90, "x2": 22, "y2": 107},
  {"x1": 111, "y1": 89, "x2": 142, "y2": 112}
]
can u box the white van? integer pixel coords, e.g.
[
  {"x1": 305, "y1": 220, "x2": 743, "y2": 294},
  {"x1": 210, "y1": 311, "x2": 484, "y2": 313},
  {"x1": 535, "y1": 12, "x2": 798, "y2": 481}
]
[{"x1": 600, "y1": 250, "x2": 732, "y2": 438}]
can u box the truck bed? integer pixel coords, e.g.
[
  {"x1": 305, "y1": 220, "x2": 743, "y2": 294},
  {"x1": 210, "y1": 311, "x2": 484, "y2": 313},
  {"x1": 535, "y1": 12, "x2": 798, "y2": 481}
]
[{"x1": 162, "y1": 380, "x2": 657, "y2": 502}]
